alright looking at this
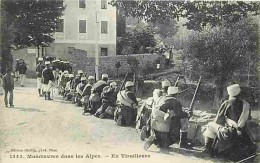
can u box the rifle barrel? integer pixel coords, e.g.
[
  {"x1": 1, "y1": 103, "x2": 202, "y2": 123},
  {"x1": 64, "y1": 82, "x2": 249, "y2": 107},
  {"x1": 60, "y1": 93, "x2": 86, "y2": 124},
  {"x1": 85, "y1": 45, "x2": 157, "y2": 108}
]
[{"x1": 189, "y1": 76, "x2": 202, "y2": 113}]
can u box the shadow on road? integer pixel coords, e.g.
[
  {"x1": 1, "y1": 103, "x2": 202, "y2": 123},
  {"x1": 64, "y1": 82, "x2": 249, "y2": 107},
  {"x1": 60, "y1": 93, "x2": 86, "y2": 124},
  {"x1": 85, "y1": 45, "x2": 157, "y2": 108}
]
[
  {"x1": 145, "y1": 146, "x2": 226, "y2": 162},
  {"x1": 15, "y1": 107, "x2": 45, "y2": 113}
]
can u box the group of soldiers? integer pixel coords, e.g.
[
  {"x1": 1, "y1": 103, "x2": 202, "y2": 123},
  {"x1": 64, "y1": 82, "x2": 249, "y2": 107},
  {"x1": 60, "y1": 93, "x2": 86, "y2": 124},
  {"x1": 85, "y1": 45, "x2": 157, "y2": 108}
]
[
  {"x1": 138, "y1": 81, "x2": 255, "y2": 160},
  {"x1": 35, "y1": 58, "x2": 256, "y2": 160}
]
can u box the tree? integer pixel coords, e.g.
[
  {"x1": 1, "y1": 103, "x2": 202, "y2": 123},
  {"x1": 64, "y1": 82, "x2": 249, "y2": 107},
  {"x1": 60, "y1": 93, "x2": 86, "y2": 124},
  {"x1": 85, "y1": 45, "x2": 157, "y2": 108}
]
[
  {"x1": 0, "y1": 0, "x2": 65, "y2": 73},
  {"x1": 117, "y1": 26, "x2": 156, "y2": 55},
  {"x1": 185, "y1": 17, "x2": 258, "y2": 109},
  {"x1": 4, "y1": 0, "x2": 65, "y2": 50},
  {"x1": 110, "y1": 0, "x2": 259, "y2": 31},
  {"x1": 147, "y1": 19, "x2": 179, "y2": 38}
]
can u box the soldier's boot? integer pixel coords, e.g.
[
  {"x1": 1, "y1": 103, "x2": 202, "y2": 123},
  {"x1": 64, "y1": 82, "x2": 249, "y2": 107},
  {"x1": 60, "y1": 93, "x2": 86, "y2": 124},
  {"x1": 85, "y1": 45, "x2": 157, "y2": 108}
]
[
  {"x1": 179, "y1": 132, "x2": 193, "y2": 149},
  {"x1": 44, "y1": 92, "x2": 47, "y2": 100},
  {"x1": 38, "y1": 89, "x2": 41, "y2": 96},
  {"x1": 144, "y1": 135, "x2": 155, "y2": 150},
  {"x1": 202, "y1": 137, "x2": 215, "y2": 157},
  {"x1": 47, "y1": 92, "x2": 53, "y2": 100}
]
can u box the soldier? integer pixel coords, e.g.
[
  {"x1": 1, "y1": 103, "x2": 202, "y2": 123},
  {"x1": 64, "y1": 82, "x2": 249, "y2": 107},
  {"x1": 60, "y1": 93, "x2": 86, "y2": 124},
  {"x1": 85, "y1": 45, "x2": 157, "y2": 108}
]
[
  {"x1": 161, "y1": 80, "x2": 171, "y2": 96},
  {"x1": 94, "y1": 81, "x2": 118, "y2": 119},
  {"x1": 75, "y1": 76, "x2": 87, "y2": 107},
  {"x1": 3, "y1": 68, "x2": 14, "y2": 107},
  {"x1": 36, "y1": 58, "x2": 45, "y2": 96},
  {"x1": 19, "y1": 59, "x2": 27, "y2": 87},
  {"x1": 64, "y1": 61, "x2": 72, "y2": 73},
  {"x1": 42, "y1": 61, "x2": 54, "y2": 100},
  {"x1": 87, "y1": 74, "x2": 109, "y2": 114},
  {"x1": 59, "y1": 70, "x2": 69, "y2": 96},
  {"x1": 82, "y1": 76, "x2": 95, "y2": 115},
  {"x1": 115, "y1": 81, "x2": 138, "y2": 126},
  {"x1": 203, "y1": 84, "x2": 251, "y2": 156},
  {"x1": 14, "y1": 59, "x2": 20, "y2": 81},
  {"x1": 64, "y1": 74, "x2": 75, "y2": 101},
  {"x1": 144, "y1": 86, "x2": 190, "y2": 150}
]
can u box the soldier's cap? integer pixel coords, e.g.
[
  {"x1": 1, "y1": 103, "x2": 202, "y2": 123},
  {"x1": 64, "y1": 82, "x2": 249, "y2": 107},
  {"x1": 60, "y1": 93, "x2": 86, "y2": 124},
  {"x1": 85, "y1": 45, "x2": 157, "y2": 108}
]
[
  {"x1": 167, "y1": 86, "x2": 179, "y2": 95},
  {"x1": 16, "y1": 59, "x2": 20, "y2": 61},
  {"x1": 64, "y1": 70, "x2": 69, "y2": 74},
  {"x1": 6, "y1": 68, "x2": 11, "y2": 72},
  {"x1": 55, "y1": 59, "x2": 60, "y2": 62},
  {"x1": 38, "y1": 58, "x2": 43, "y2": 61},
  {"x1": 162, "y1": 80, "x2": 171, "y2": 88},
  {"x1": 69, "y1": 74, "x2": 74, "y2": 78},
  {"x1": 81, "y1": 77, "x2": 87, "y2": 81},
  {"x1": 59, "y1": 70, "x2": 62, "y2": 73},
  {"x1": 102, "y1": 74, "x2": 108, "y2": 79},
  {"x1": 125, "y1": 81, "x2": 134, "y2": 88},
  {"x1": 88, "y1": 76, "x2": 95, "y2": 80},
  {"x1": 227, "y1": 84, "x2": 241, "y2": 97},
  {"x1": 78, "y1": 70, "x2": 83, "y2": 74},
  {"x1": 45, "y1": 61, "x2": 51, "y2": 65},
  {"x1": 110, "y1": 81, "x2": 117, "y2": 87},
  {"x1": 60, "y1": 61, "x2": 64, "y2": 63},
  {"x1": 76, "y1": 74, "x2": 80, "y2": 77}
]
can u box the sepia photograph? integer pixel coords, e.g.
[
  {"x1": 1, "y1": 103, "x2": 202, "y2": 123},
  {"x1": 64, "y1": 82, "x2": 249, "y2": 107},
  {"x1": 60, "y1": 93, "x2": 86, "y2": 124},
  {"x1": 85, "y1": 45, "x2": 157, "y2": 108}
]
[{"x1": 0, "y1": 0, "x2": 259, "y2": 162}]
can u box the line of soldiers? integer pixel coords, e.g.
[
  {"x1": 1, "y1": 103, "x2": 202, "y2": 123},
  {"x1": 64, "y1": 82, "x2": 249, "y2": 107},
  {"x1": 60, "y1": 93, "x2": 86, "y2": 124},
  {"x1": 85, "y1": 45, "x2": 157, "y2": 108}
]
[
  {"x1": 35, "y1": 59, "x2": 256, "y2": 160},
  {"x1": 36, "y1": 58, "x2": 73, "y2": 100}
]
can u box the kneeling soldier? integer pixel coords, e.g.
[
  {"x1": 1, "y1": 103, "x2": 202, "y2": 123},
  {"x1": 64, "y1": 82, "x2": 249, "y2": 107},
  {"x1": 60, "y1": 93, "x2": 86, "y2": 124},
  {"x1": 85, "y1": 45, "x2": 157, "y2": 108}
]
[
  {"x1": 115, "y1": 81, "x2": 138, "y2": 126},
  {"x1": 203, "y1": 84, "x2": 251, "y2": 156}
]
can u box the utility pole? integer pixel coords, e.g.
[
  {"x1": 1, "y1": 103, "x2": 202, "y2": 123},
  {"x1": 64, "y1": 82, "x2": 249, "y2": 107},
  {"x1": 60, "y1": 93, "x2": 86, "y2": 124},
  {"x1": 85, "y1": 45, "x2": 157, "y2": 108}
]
[{"x1": 95, "y1": 1, "x2": 100, "y2": 81}]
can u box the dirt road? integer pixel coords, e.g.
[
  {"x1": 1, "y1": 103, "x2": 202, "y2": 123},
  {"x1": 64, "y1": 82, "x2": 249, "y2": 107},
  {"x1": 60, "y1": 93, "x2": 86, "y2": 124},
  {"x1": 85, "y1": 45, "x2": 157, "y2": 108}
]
[{"x1": 0, "y1": 84, "x2": 228, "y2": 163}]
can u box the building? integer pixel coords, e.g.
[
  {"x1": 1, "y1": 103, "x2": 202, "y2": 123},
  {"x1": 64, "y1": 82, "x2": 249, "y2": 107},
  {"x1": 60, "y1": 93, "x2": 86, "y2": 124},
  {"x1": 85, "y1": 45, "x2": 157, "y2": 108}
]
[{"x1": 45, "y1": 0, "x2": 116, "y2": 58}]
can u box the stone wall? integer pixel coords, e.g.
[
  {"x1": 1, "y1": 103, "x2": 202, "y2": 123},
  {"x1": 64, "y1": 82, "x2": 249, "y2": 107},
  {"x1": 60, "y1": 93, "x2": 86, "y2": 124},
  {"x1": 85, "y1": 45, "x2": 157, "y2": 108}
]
[
  {"x1": 70, "y1": 53, "x2": 159, "y2": 78},
  {"x1": 11, "y1": 47, "x2": 159, "y2": 78}
]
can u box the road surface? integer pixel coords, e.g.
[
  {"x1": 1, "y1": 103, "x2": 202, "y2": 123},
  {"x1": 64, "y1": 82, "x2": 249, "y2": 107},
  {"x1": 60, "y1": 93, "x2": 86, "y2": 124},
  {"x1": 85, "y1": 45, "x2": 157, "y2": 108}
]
[{"x1": 0, "y1": 81, "x2": 230, "y2": 163}]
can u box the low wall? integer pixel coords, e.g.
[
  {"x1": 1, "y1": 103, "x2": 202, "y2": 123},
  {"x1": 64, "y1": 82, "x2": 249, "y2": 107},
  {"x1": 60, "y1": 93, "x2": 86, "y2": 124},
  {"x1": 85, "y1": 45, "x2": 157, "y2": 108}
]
[
  {"x1": 11, "y1": 47, "x2": 159, "y2": 78},
  {"x1": 73, "y1": 54, "x2": 159, "y2": 78}
]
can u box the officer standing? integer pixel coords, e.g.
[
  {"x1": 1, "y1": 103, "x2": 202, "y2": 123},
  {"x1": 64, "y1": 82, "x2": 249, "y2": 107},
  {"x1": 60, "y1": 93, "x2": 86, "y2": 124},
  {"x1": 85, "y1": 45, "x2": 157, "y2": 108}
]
[
  {"x1": 42, "y1": 61, "x2": 54, "y2": 100},
  {"x1": 36, "y1": 58, "x2": 45, "y2": 96}
]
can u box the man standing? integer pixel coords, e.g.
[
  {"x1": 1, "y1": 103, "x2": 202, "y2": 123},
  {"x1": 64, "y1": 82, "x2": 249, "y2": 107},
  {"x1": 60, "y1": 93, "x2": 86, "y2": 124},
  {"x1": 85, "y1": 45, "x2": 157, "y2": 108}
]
[
  {"x1": 203, "y1": 84, "x2": 251, "y2": 156},
  {"x1": 42, "y1": 61, "x2": 54, "y2": 100},
  {"x1": 115, "y1": 81, "x2": 138, "y2": 126},
  {"x1": 19, "y1": 59, "x2": 27, "y2": 87},
  {"x1": 36, "y1": 58, "x2": 45, "y2": 96},
  {"x1": 14, "y1": 59, "x2": 20, "y2": 81},
  {"x1": 3, "y1": 68, "x2": 14, "y2": 107}
]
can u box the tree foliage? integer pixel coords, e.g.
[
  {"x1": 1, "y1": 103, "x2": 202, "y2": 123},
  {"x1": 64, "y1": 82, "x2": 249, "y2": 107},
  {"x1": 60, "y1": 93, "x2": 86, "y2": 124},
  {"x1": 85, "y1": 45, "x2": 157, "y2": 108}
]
[
  {"x1": 185, "y1": 17, "x2": 258, "y2": 83},
  {"x1": 3, "y1": 0, "x2": 65, "y2": 49},
  {"x1": 117, "y1": 27, "x2": 156, "y2": 55},
  {"x1": 110, "y1": 0, "x2": 259, "y2": 31}
]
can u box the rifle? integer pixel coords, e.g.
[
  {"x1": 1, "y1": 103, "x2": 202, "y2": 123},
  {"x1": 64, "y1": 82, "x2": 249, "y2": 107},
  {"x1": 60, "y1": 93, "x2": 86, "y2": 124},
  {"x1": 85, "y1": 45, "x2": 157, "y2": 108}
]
[
  {"x1": 119, "y1": 72, "x2": 129, "y2": 91},
  {"x1": 188, "y1": 76, "x2": 202, "y2": 118},
  {"x1": 174, "y1": 76, "x2": 180, "y2": 87}
]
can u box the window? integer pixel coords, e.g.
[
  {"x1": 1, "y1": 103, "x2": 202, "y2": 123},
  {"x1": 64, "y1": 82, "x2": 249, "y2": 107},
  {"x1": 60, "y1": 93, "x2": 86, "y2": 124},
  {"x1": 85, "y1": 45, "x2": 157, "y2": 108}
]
[
  {"x1": 79, "y1": 0, "x2": 86, "y2": 8},
  {"x1": 79, "y1": 20, "x2": 86, "y2": 33},
  {"x1": 101, "y1": 21, "x2": 108, "y2": 34},
  {"x1": 56, "y1": 19, "x2": 64, "y2": 32},
  {"x1": 101, "y1": 48, "x2": 108, "y2": 56},
  {"x1": 101, "y1": 0, "x2": 107, "y2": 9}
]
